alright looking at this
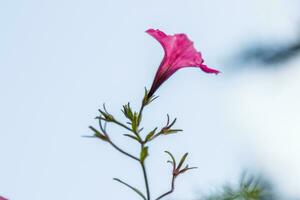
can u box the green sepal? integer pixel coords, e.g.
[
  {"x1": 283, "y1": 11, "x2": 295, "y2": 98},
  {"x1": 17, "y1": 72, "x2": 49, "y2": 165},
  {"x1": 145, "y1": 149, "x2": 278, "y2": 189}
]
[
  {"x1": 122, "y1": 103, "x2": 134, "y2": 121},
  {"x1": 89, "y1": 126, "x2": 108, "y2": 141},
  {"x1": 142, "y1": 88, "x2": 158, "y2": 106},
  {"x1": 98, "y1": 106, "x2": 114, "y2": 122},
  {"x1": 161, "y1": 115, "x2": 182, "y2": 135}
]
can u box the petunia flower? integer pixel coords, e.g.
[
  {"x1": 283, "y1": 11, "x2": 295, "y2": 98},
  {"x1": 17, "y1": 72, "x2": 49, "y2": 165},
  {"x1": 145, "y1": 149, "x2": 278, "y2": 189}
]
[
  {"x1": 0, "y1": 196, "x2": 8, "y2": 200},
  {"x1": 146, "y1": 29, "x2": 220, "y2": 98}
]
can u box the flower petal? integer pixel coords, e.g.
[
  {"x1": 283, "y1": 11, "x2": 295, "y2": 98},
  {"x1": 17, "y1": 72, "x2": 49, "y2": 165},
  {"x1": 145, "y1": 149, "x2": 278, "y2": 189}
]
[
  {"x1": 199, "y1": 64, "x2": 220, "y2": 74},
  {"x1": 146, "y1": 28, "x2": 220, "y2": 97},
  {"x1": 0, "y1": 196, "x2": 8, "y2": 200}
]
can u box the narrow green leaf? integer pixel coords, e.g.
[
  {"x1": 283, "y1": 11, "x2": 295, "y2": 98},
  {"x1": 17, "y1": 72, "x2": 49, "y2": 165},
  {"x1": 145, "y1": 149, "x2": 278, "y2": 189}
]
[
  {"x1": 162, "y1": 129, "x2": 183, "y2": 135},
  {"x1": 140, "y1": 146, "x2": 149, "y2": 162},
  {"x1": 145, "y1": 128, "x2": 157, "y2": 142},
  {"x1": 113, "y1": 178, "x2": 146, "y2": 200},
  {"x1": 179, "y1": 165, "x2": 197, "y2": 174},
  {"x1": 167, "y1": 118, "x2": 177, "y2": 128},
  {"x1": 165, "y1": 151, "x2": 176, "y2": 167},
  {"x1": 177, "y1": 152, "x2": 188, "y2": 170},
  {"x1": 123, "y1": 134, "x2": 140, "y2": 142}
]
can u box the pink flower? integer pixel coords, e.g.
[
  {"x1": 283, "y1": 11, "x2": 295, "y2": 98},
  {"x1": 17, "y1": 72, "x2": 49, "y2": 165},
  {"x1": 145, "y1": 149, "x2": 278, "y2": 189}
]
[
  {"x1": 146, "y1": 29, "x2": 219, "y2": 98},
  {"x1": 0, "y1": 196, "x2": 8, "y2": 200}
]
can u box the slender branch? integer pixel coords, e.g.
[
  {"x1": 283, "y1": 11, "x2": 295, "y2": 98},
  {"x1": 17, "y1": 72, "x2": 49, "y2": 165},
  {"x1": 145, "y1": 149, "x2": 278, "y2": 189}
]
[
  {"x1": 138, "y1": 100, "x2": 151, "y2": 200},
  {"x1": 155, "y1": 175, "x2": 176, "y2": 200},
  {"x1": 107, "y1": 139, "x2": 140, "y2": 161},
  {"x1": 99, "y1": 118, "x2": 140, "y2": 162},
  {"x1": 112, "y1": 119, "x2": 134, "y2": 132}
]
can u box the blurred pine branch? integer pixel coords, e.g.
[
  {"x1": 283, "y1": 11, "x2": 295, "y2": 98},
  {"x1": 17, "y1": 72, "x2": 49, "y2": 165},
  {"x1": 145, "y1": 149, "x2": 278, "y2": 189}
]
[
  {"x1": 239, "y1": 36, "x2": 300, "y2": 65},
  {"x1": 201, "y1": 172, "x2": 277, "y2": 200}
]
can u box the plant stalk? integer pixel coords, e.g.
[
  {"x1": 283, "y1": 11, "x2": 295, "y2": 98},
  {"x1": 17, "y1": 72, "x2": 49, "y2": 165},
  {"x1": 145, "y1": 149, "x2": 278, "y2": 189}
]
[
  {"x1": 155, "y1": 175, "x2": 176, "y2": 200},
  {"x1": 141, "y1": 159, "x2": 150, "y2": 200}
]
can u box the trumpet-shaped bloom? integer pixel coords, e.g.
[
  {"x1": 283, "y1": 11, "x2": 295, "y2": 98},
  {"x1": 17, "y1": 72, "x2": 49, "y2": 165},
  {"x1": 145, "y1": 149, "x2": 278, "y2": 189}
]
[{"x1": 146, "y1": 29, "x2": 219, "y2": 97}]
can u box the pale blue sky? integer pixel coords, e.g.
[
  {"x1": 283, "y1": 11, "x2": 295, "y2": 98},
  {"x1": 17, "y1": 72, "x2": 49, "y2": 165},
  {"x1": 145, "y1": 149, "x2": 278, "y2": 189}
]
[{"x1": 1, "y1": 0, "x2": 300, "y2": 199}]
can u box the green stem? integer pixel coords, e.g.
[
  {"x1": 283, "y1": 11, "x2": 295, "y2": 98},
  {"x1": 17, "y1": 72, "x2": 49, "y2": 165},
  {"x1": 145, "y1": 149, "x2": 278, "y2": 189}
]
[
  {"x1": 112, "y1": 95, "x2": 151, "y2": 199},
  {"x1": 137, "y1": 103, "x2": 145, "y2": 127},
  {"x1": 155, "y1": 175, "x2": 176, "y2": 200},
  {"x1": 137, "y1": 99, "x2": 151, "y2": 200},
  {"x1": 141, "y1": 159, "x2": 150, "y2": 200}
]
